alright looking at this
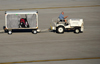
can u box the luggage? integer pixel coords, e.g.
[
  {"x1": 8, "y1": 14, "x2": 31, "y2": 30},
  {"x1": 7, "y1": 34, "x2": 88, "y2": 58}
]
[{"x1": 19, "y1": 18, "x2": 29, "y2": 28}]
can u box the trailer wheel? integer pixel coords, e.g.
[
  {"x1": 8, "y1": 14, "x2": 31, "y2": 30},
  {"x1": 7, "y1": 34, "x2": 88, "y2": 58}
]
[
  {"x1": 8, "y1": 30, "x2": 12, "y2": 35},
  {"x1": 56, "y1": 26, "x2": 64, "y2": 34},
  {"x1": 74, "y1": 28, "x2": 80, "y2": 34},
  {"x1": 32, "y1": 30, "x2": 37, "y2": 34}
]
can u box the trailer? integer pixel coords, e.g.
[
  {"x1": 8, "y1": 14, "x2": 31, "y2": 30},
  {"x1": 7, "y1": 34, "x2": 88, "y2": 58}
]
[
  {"x1": 4, "y1": 11, "x2": 39, "y2": 35},
  {"x1": 50, "y1": 18, "x2": 84, "y2": 34}
]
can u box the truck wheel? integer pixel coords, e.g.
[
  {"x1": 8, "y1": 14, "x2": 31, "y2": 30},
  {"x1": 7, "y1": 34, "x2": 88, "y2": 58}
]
[
  {"x1": 56, "y1": 26, "x2": 64, "y2": 34},
  {"x1": 32, "y1": 30, "x2": 37, "y2": 34},
  {"x1": 8, "y1": 30, "x2": 12, "y2": 35},
  {"x1": 74, "y1": 28, "x2": 80, "y2": 34}
]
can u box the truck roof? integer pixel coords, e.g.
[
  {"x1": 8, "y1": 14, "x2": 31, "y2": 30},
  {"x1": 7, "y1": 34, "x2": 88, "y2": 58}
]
[{"x1": 5, "y1": 10, "x2": 38, "y2": 14}]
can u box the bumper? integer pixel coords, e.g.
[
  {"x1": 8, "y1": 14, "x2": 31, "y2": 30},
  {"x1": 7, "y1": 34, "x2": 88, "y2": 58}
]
[{"x1": 50, "y1": 26, "x2": 56, "y2": 30}]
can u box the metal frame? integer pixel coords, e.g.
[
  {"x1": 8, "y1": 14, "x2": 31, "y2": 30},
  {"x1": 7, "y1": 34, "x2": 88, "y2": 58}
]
[{"x1": 5, "y1": 11, "x2": 38, "y2": 30}]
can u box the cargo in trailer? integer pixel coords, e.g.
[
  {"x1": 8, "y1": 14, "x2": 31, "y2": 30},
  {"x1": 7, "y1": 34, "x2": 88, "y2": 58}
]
[{"x1": 4, "y1": 11, "x2": 38, "y2": 35}]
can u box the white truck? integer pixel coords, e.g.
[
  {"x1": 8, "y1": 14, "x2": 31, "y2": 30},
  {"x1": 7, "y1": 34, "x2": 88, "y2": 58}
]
[
  {"x1": 3, "y1": 11, "x2": 39, "y2": 35},
  {"x1": 50, "y1": 18, "x2": 84, "y2": 34}
]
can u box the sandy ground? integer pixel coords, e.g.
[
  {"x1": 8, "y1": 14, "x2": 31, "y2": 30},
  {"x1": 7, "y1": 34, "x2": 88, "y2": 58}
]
[{"x1": 0, "y1": 0, "x2": 100, "y2": 64}]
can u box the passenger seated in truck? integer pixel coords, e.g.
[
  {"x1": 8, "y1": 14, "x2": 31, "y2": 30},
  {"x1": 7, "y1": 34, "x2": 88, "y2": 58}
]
[{"x1": 58, "y1": 11, "x2": 68, "y2": 23}]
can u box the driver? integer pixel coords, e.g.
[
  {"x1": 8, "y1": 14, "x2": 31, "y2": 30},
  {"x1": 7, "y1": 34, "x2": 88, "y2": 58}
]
[{"x1": 58, "y1": 11, "x2": 68, "y2": 23}]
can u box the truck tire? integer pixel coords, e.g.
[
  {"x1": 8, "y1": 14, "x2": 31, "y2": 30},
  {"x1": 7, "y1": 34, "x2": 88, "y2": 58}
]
[
  {"x1": 56, "y1": 26, "x2": 64, "y2": 34},
  {"x1": 32, "y1": 30, "x2": 37, "y2": 34},
  {"x1": 74, "y1": 28, "x2": 80, "y2": 34},
  {"x1": 8, "y1": 30, "x2": 12, "y2": 35}
]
